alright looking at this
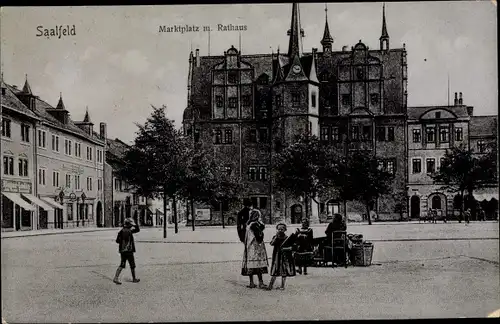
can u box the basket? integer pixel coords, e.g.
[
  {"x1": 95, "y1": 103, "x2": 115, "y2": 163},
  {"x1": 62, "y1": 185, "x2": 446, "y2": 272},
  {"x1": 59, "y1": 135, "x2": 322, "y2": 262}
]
[{"x1": 351, "y1": 242, "x2": 374, "y2": 266}]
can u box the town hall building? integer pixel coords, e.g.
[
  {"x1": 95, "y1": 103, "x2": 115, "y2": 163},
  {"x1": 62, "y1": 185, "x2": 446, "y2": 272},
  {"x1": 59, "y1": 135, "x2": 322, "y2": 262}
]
[{"x1": 183, "y1": 3, "x2": 409, "y2": 224}]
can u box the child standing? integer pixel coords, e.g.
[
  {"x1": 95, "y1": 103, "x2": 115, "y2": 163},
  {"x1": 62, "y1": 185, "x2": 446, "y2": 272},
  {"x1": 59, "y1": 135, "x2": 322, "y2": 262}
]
[
  {"x1": 267, "y1": 223, "x2": 296, "y2": 290},
  {"x1": 113, "y1": 218, "x2": 140, "y2": 285}
]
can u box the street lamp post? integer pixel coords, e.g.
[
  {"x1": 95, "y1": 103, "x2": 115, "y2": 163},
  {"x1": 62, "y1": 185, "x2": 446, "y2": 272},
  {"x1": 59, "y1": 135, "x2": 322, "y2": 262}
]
[{"x1": 81, "y1": 192, "x2": 86, "y2": 226}]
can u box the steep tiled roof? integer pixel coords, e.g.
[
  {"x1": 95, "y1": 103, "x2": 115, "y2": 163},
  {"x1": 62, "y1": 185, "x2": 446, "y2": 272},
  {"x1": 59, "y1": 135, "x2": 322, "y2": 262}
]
[
  {"x1": 470, "y1": 115, "x2": 497, "y2": 138},
  {"x1": 107, "y1": 138, "x2": 129, "y2": 160},
  {"x1": 5, "y1": 82, "x2": 104, "y2": 145},
  {"x1": 1, "y1": 82, "x2": 39, "y2": 119},
  {"x1": 407, "y1": 105, "x2": 470, "y2": 120},
  {"x1": 188, "y1": 47, "x2": 405, "y2": 121}
]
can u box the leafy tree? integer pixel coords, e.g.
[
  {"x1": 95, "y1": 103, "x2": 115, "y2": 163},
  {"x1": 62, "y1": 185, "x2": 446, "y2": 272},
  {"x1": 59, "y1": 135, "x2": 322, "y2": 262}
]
[
  {"x1": 211, "y1": 170, "x2": 246, "y2": 228},
  {"x1": 432, "y1": 144, "x2": 497, "y2": 220},
  {"x1": 119, "y1": 105, "x2": 186, "y2": 237},
  {"x1": 345, "y1": 150, "x2": 393, "y2": 225},
  {"x1": 178, "y1": 143, "x2": 225, "y2": 231},
  {"x1": 273, "y1": 134, "x2": 332, "y2": 220}
]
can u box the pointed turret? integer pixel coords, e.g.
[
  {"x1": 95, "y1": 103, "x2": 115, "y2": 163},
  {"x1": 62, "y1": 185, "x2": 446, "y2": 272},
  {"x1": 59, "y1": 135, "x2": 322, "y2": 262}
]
[
  {"x1": 380, "y1": 3, "x2": 390, "y2": 51},
  {"x1": 83, "y1": 107, "x2": 91, "y2": 123},
  {"x1": 56, "y1": 92, "x2": 66, "y2": 110},
  {"x1": 21, "y1": 74, "x2": 32, "y2": 94},
  {"x1": 320, "y1": 4, "x2": 334, "y2": 53},
  {"x1": 287, "y1": 3, "x2": 305, "y2": 58}
]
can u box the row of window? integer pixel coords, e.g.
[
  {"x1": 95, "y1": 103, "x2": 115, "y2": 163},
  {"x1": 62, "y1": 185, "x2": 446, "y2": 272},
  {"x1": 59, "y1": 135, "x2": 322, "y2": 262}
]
[
  {"x1": 320, "y1": 126, "x2": 395, "y2": 142},
  {"x1": 114, "y1": 178, "x2": 129, "y2": 192},
  {"x1": 215, "y1": 95, "x2": 252, "y2": 109},
  {"x1": 411, "y1": 157, "x2": 445, "y2": 174},
  {"x1": 340, "y1": 93, "x2": 380, "y2": 106},
  {"x1": 2, "y1": 157, "x2": 102, "y2": 191},
  {"x1": 38, "y1": 170, "x2": 102, "y2": 191},
  {"x1": 412, "y1": 127, "x2": 462, "y2": 144},
  {"x1": 213, "y1": 128, "x2": 269, "y2": 145},
  {"x1": 2, "y1": 119, "x2": 104, "y2": 163}
]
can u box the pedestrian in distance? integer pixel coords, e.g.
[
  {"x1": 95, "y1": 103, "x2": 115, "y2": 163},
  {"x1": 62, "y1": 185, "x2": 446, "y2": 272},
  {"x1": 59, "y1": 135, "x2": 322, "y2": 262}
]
[
  {"x1": 464, "y1": 208, "x2": 471, "y2": 225},
  {"x1": 267, "y1": 223, "x2": 296, "y2": 290},
  {"x1": 113, "y1": 218, "x2": 141, "y2": 285},
  {"x1": 237, "y1": 198, "x2": 253, "y2": 243},
  {"x1": 241, "y1": 209, "x2": 268, "y2": 289}
]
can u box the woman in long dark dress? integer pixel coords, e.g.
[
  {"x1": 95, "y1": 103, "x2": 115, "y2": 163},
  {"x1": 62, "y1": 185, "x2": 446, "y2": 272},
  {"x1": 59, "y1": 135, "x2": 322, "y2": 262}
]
[
  {"x1": 267, "y1": 223, "x2": 295, "y2": 290},
  {"x1": 294, "y1": 219, "x2": 314, "y2": 275}
]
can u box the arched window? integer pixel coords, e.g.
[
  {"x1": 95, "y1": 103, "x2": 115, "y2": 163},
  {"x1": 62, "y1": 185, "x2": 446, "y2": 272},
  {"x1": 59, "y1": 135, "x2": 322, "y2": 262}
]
[{"x1": 432, "y1": 196, "x2": 442, "y2": 210}]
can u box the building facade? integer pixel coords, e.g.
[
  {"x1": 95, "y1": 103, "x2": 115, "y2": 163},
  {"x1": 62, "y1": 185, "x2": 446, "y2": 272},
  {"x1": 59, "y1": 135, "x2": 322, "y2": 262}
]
[
  {"x1": 183, "y1": 3, "x2": 408, "y2": 224},
  {"x1": 1, "y1": 78, "x2": 39, "y2": 231},
  {"x1": 407, "y1": 93, "x2": 498, "y2": 220},
  {"x1": 104, "y1": 138, "x2": 152, "y2": 227},
  {"x1": 2, "y1": 76, "x2": 106, "y2": 230}
]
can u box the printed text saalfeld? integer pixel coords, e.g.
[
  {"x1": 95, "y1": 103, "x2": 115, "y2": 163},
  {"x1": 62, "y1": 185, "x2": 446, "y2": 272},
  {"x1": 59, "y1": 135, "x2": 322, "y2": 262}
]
[{"x1": 36, "y1": 25, "x2": 76, "y2": 39}]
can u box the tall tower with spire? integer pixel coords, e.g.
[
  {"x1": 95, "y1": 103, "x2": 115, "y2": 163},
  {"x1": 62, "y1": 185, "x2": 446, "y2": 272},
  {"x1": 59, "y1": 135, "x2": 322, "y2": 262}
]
[
  {"x1": 380, "y1": 3, "x2": 390, "y2": 51},
  {"x1": 287, "y1": 3, "x2": 305, "y2": 58},
  {"x1": 320, "y1": 4, "x2": 334, "y2": 53}
]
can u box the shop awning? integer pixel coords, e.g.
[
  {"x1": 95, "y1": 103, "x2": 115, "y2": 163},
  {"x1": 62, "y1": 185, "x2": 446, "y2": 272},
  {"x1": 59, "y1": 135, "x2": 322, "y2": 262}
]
[
  {"x1": 40, "y1": 197, "x2": 65, "y2": 210},
  {"x1": 2, "y1": 192, "x2": 36, "y2": 211},
  {"x1": 473, "y1": 190, "x2": 499, "y2": 202},
  {"x1": 21, "y1": 194, "x2": 54, "y2": 211}
]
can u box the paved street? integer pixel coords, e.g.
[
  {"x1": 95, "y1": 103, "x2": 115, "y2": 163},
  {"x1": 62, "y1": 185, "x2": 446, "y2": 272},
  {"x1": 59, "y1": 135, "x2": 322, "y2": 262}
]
[{"x1": 2, "y1": 222, "x2": 499, "y2": 321}]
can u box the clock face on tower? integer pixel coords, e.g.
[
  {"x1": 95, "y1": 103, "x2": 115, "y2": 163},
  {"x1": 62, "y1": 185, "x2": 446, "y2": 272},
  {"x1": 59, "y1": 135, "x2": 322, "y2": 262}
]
[{"x1": 292, "y1": 65, "x2": 302, "y2": 74}]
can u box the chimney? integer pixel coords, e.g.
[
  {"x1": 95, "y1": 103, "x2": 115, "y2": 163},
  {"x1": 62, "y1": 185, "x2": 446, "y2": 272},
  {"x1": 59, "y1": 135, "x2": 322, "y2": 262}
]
[
  {"x1": 100, "y1": 122, "x2": 107, "y2": 141},
  {"x1": 342, "y1": 46, "x2": 349, "y2": 52},
  {"x1": 467, "y1": 106, "x2": 473, "y2": 117},
  {"x1": 454, "y1": 92, "x2": 458, "y2": 106},
  {"x1": 195, "y1": 49, "x2": 200, "y2": 67},
  {"x1": 458, "y1": 92, "x2": 463, "y2": 105}
]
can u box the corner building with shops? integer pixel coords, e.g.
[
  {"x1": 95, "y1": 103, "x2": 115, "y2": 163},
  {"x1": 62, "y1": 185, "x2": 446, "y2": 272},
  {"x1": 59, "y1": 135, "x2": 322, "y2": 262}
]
[
  {"x1": 2, "y1": 76, "x2": 106, "y2": 231},
  {"x1": 183, "y1": 3, "x2": 408, "y2": 225}
]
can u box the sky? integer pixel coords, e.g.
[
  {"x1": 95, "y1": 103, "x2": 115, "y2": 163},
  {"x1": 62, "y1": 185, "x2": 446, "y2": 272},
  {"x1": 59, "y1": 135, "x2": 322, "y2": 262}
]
[{"x1": 1, "y1": 2, "x2": 497, "y2": 144}]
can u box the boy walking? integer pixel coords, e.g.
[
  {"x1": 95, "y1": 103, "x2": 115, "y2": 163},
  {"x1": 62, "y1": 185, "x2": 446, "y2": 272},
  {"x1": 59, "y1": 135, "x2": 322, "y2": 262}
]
[{"x1": 113, "y1": 218, "x2": 140, "y2": 284}]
